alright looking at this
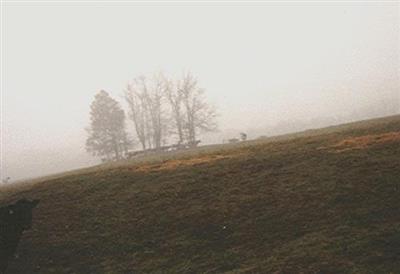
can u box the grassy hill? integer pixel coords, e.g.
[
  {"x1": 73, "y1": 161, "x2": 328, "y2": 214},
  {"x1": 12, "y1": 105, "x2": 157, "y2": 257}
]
[{"x1": 1, "y1": 115, "x2": 400, "y2": 273}]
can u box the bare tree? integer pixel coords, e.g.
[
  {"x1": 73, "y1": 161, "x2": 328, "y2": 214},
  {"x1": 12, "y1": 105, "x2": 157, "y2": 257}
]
[
  {"x1": 125, "y1": 74, "x2": 168, "y2": 151},
  {"x1": 126, "y1": 72, "x2": 216, "y2": 151},
  {"x1": 177, "y1": 72, "x2": 217, "y2": 146},
  {"x1": 164, "y1": 76, "x2": 185, "y2": 145},
  {"x1": 125, "y1": 79, "x2": 149, "y2": 150},
  {"x1": 144, "y1": 74, "x2": 165, "y2": 149}
]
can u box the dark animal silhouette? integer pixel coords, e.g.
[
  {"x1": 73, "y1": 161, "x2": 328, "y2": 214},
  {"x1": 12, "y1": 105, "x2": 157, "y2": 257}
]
[{"x1": 0, "y1": 199, "x2": 39, "y2": 274}]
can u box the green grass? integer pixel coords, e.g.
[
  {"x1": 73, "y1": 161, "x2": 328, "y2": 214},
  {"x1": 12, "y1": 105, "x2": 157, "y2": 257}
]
[{"x1": 1, "y1": 115, "x2": 400, "y2": 273}]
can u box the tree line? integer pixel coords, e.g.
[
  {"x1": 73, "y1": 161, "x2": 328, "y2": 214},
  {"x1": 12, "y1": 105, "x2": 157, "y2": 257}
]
[{"x1": 86, "y1": 72, "x2": 217, "y2": 162}]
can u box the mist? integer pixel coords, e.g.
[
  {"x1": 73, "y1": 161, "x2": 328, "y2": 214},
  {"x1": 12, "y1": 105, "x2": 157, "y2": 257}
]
[{"x1": 2, "y1": 2, "x2": 399, "y2": 182}]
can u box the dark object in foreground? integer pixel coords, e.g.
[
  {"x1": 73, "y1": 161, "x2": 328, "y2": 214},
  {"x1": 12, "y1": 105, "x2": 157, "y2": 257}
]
[{"x1": 0, "y1": 199, "x2": 39, "y2": 274}]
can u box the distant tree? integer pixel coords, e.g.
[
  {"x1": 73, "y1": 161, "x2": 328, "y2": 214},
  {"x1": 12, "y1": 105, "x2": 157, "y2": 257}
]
[
  {"x1": 177, "y1": 72, "x2": 217, "y2": 145},
  {"x1": 125, "y1": 80, "x2": 149, "y2": 150},
  {"x1": 164, "y1": 75, "x2": 185, "y2": 145},
  {"x1": 86, "y1": 90, "x2": 130, "y2": 161},
  {"x1": 143, "y1": 73, "x2": 166, "y2": 149},
  {"x1": 125, "y1": 74, "x2": 168, "y2": 150},
  {"x1": 126, "y1": 71, "x2": 217, "y2": 150}
]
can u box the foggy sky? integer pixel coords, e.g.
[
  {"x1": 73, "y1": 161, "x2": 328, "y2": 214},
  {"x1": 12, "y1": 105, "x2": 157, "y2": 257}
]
[{"x1": 2, "y1": 2, "x2": 399, "y2": 181}]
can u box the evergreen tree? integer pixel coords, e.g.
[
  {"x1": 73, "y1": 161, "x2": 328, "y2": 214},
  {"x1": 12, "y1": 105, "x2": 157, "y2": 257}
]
[{"x1": 86, "y1": 90, "x2": 130, "y2": 161}]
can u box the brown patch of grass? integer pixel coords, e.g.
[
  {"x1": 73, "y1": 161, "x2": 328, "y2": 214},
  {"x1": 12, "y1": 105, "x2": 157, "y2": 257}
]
[
  {"x1": 132, "y1": 153, "x2": 242, "y2": 173},
  {"x1": 327, "y1": 131, "x2": 400, "y2": 152}
]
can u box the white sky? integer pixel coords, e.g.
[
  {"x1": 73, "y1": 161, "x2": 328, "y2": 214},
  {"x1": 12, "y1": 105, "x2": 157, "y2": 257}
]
[{"x1": 1, "y1": 2, "x2": 399, "y2": 181}]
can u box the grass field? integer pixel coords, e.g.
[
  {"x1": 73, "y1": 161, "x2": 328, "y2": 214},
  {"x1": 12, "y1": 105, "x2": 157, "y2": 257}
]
[{"x1": 1, "y1": 115, "x2": 400, "y2": 273}]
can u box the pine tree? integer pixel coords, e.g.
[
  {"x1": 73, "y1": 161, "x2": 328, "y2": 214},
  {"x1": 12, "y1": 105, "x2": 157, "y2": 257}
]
[{"x1": 86, "y1": 90, "x2": 130, "y2": 161}]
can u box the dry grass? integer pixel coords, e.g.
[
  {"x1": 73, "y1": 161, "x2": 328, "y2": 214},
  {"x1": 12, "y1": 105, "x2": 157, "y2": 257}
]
[
  {"x1": 317, "y1": 131, "x2": 400, "y2": 153},
  {"x1": 133, "y1": 153, "x2": 244, "y2": 173},
  {"x1": 1, "y1": 115, "x2": 400, "y2": 274}
]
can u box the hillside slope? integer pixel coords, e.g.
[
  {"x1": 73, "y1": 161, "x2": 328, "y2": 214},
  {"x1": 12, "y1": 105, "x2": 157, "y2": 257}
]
[{"x1": 1, "y1": 115, "x2": 400, "y2": 273}]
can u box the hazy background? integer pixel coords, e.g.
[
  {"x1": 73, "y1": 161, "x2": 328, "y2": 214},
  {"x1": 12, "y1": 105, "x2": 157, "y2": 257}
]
[{"x1": 2, "y1": 2, "x2": 399, "y2": 182}]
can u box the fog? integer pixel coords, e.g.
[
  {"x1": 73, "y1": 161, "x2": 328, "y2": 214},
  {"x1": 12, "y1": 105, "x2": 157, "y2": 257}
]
[{"x1": 2, "y1": 2, "x2": 399, "y2": 182}]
